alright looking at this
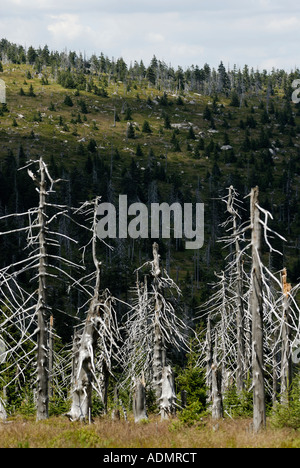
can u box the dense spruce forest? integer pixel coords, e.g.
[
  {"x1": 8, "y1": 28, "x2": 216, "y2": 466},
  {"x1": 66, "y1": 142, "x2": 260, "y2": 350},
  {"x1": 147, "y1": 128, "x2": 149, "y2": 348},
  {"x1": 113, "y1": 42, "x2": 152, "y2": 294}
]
[{"x1": 0, "y1": 38, "x2": 300, "y2": 435}]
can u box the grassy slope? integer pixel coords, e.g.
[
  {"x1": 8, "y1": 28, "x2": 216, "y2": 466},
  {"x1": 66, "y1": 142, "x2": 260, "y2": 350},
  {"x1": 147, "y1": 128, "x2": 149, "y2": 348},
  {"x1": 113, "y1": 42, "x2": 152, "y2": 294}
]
[{"x1": 1, "y1": 63, "x2": 299, "y2": 282}]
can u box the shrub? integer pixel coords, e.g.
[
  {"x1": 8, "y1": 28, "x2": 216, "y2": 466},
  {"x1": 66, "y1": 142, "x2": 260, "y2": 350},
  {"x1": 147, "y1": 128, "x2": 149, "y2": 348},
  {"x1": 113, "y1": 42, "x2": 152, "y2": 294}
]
[
  {"x1": 230, "y1": 91, "x2": 240, "y2": 107},
  {"x1": 271, "y1": 378, "x2": 300, "y2": 430},
  {"x1": 78, "y1": 99, "x2": 88, "y2": 114},
  {"x1": 64, "y1": 95, "x2": 73, "y2": 107},
  {"x1": 27, "y1": 84, "x2": 36, "y2": 97},
  {"x1": 87, "y1": 139, "x2": 97, "y2": 153},
  {"x1": 178, "y1": 401, "x2": 207, "y2": 426},
  {"x1": 176, "y1": 353, "x2": 207, "y2": 425},
  {"x1": 142, "y1": 120, "x2": 152, "y2": 133},
  {"x1": 223, "y1": 385, "x2": 253, "y2": 418}
]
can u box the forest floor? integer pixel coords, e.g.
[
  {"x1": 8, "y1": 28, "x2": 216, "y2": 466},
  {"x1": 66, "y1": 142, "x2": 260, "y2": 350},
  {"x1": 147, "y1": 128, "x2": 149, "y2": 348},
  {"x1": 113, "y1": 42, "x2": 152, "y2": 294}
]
[{"x1": 0, "y1": 415, "x2": 299, "y2": 448}]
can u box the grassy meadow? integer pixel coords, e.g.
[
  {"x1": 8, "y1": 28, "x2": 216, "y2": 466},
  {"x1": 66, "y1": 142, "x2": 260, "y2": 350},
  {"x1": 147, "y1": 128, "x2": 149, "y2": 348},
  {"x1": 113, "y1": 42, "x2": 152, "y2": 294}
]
[{"x1": 0, "y1": 415, "x2": 299, "y2": 448}]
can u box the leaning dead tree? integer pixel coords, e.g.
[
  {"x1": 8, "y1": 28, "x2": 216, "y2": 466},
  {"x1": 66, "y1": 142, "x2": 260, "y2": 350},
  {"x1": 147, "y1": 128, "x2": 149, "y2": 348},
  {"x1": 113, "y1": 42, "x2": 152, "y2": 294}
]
[
  {"x1": 120, "y1": 242, "x2": 189, "y2": 420},
  {"x1": 0, "y1": 158, "x2": 83, "y2": 420},
  {"x1": 66, "y1": 198, "x2": 121, "y2": 422}
]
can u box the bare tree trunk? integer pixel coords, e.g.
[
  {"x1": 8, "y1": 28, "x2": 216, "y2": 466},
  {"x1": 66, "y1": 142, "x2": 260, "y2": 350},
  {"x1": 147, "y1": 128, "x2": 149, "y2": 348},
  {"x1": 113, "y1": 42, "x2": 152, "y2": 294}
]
[
  {"x1": 280, "y1": 268, "x2": 292, "y2": 404},
  {"x1": 100, "y1": 360, "x2": 110, "y2": 414},
  {"x1": 67, "y1": 297, "x2": 100, "y2": 422},
  {"x1": 211, "y1": 333, "x2": 223, "y2": 420},
  {"x1": 152, "y1": 243, "x2": 166, "y2": 402},
  {"x1": 36, "y1": 158, "x2": 49, "y2": 421},
  {"x1": 133, "y1": 375, "x2": 148, "y2": 423},
  {"x1": 226, "y1": 186, "x2": 245, "y2": 392},
  {"x1": 112, "y1": 386, "x2": 120, "y2": 421},
  {"x1": 272, "y1": 335, "x2": 280, "y2": 406},
  {"x1": 159, "y1": 365, "x2": 176, "y2": 420},
  {"x1": 49, "y1": 315, "x2": 54, "y2": 399},
  {"x1": 67, "y1": 201, "x2": 102, "y2": 422},
  {"x1": 206, "y1": 313, "x2": 213, "y2": 403},
  {"x1": 67, "y1": 198, "x2": 119, "y2": 422},
  {"x1": 250, "y1": 186, "x2": 266, "y2": 432},
  {"x1": 0, "y1": 397, "x2": 7, "y2": 422},
  {"x1": 211, "y1": 364, "x2": 223, "y2": 420}
]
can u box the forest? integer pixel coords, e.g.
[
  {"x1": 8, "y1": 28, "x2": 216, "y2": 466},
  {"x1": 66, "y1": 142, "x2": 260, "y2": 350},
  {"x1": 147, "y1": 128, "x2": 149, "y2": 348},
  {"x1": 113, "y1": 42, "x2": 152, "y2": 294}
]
[{"x1": 0, "y1": 38, "x2": 300, "y2": 447}]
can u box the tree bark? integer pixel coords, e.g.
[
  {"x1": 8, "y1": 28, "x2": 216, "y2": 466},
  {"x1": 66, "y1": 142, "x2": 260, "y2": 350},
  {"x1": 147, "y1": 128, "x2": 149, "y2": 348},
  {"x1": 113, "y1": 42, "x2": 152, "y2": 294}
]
[
  {"x1": 226, "y1": 186, "x2": 245, "y2": 392},
  {"x1": 152, "y1": 243, "x2": 166, "y2": 402},
  {"x1": 211, "y1": 364, "x2": 223, "y2": 420},
  {"x1": 133, "y1": 376, "x2": 148, "y2": 423},
  {"x1": 211, "y1": 331, "x2": 223, "y2": 420},
  {"x1": 36, "y1": 158, "x2": 49, "y2": 421},
  {"x1": 66, "y1": 296, "x2": 100, "y2": 422},
  {"x1": 250, "y1": 186, "x2": 266, "y2": 432},
  {"x1": 0, "y1": 397, "x2": 7, "y2": 422},
  {"x1": 280, "y1": 268, "x2": 292, "y2": 404},
  {"x1": 159, "y1": 365, "x2": 176, "y2": 420},
  {"x1": 67, "y1": 198, "x2": 116, "y2": 422},
  {"x1": 205, "y1": 313, "x2": 213, "y2": 403}
]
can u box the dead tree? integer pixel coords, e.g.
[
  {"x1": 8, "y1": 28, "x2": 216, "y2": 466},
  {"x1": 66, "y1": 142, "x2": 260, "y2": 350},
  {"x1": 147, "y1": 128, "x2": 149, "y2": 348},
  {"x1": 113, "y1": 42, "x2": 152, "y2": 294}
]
[
  {"x1": 121, "y1": 242, "x2": 188, "y2": 420},
  {"x1": 211, "y1": 329, "x2": 224, "y2": 421},
  {"x1": 66, "y1": 198, "x2": 121, "y2": 422},
  {"x1": 159, "y1": 365, "x2": 177, "y2": 420},
  {"x1": 280, "y1": 269, "x2": 292, "y2": 403},
  {"x1": 195, "y1": 185, "x2": 294, "y2": 430},
  {"x1": 0, "y1": 157, "x2": 82, "y2": 420},
  {"x1": 152, "y1": 243, "x2": 166, "y2": 402},
  {"x1": 225, "y1": 186, "x2": 246, "y2": 392},
  {"x1": 132, "y1": 374, "x2": 148, "y2": 423},
  {"x1": 35, "y1": 158, "x2": 49, "y2": 421},
  {"x1": 250, "y1": 186, "x2": 266, "y2": 432}
]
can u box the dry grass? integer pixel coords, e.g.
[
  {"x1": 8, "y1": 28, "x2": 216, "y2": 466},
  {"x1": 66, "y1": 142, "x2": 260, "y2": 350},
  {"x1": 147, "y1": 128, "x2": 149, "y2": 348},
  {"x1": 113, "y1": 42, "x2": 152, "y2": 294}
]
[{"x1": 0, "y1": 416, "x2": 299, "y2": 448}]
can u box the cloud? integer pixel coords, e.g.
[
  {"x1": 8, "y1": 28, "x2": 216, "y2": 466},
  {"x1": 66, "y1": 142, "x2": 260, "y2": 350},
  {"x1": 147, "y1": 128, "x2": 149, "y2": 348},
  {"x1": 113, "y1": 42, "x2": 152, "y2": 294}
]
[
  {"x1": 0, "y1": 0, "x2": 300, "y2": 70},
  {"x1": 146, "y1": 33, "x2": 165, "y2": 44},
  {"x1": 47, "y1": 14, "x2": 92, "y2": 41},
  {"x1": 266, "y1": 16, "x2": 300, "y2": 32}
]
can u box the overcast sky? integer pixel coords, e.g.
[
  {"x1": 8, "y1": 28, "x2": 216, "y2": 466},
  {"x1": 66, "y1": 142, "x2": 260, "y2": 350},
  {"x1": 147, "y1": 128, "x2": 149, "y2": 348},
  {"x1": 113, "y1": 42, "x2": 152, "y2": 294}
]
[{"x1": 0, "y1": 0, "x2": 299, "y2": 71}]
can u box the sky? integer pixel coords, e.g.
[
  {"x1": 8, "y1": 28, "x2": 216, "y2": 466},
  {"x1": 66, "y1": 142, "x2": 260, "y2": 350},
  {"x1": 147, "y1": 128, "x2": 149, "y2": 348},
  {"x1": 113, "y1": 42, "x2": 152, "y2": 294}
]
[{"x1": 0, "y1": 0, "x2": 300, "y2": 71}]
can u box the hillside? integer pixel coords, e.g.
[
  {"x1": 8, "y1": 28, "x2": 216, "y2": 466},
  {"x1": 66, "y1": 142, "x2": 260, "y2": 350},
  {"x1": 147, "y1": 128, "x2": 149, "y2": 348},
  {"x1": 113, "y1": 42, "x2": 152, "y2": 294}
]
[{"x1": 0, "y1": 50, "x2": 300, "y2": 292}]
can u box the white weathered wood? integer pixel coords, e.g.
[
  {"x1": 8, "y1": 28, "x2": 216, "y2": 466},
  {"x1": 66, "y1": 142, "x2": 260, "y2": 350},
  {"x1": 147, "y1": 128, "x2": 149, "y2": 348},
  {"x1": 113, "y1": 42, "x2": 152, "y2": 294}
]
[
  {"x1": 66, "y1": 198, "x2": 120, "y2": 422},
  {"x1": 211, "y1": 331, "x2": 223, "y2": 420},
  {"x1": 159, "y1": 365, "x2": 176, "y2": 420},
  {"x1": 36, "y1": 158, "x2": 49, "y2": 421},
  {"x1": 211, "y1": 363, "x2": 223, "y2": 420},
  {"x1": 280, "y1": 268, "x2": 292, "y2": 404},
  {"x1": 250, "y1": 186, "x2": 266, "y2": 432},
  {"x1": 226, "y1": 186, "x2": 245, "y2": 393},
  {"x1": 152, "y1": 242, "x2": 166, "y2": 402},
  {"x1": 0, "y1": 397, "x2": 7, "y2": 422},
  {"x1": 133, "y1": 375, "x2": 148, "y2": 423}
]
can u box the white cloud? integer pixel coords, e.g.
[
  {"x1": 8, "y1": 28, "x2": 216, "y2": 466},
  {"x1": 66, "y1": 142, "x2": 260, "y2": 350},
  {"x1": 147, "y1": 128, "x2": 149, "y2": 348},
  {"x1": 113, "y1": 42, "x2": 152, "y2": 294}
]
[
  {"x1": 47, "y1": 14, "x2": 92, "y2": 41},
  {"x1": 266, "y1": 16, "x2": 300, "y2": 32},
  {"x1": 147, "y1": 33, "x2": 165, "y2": 44}
]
